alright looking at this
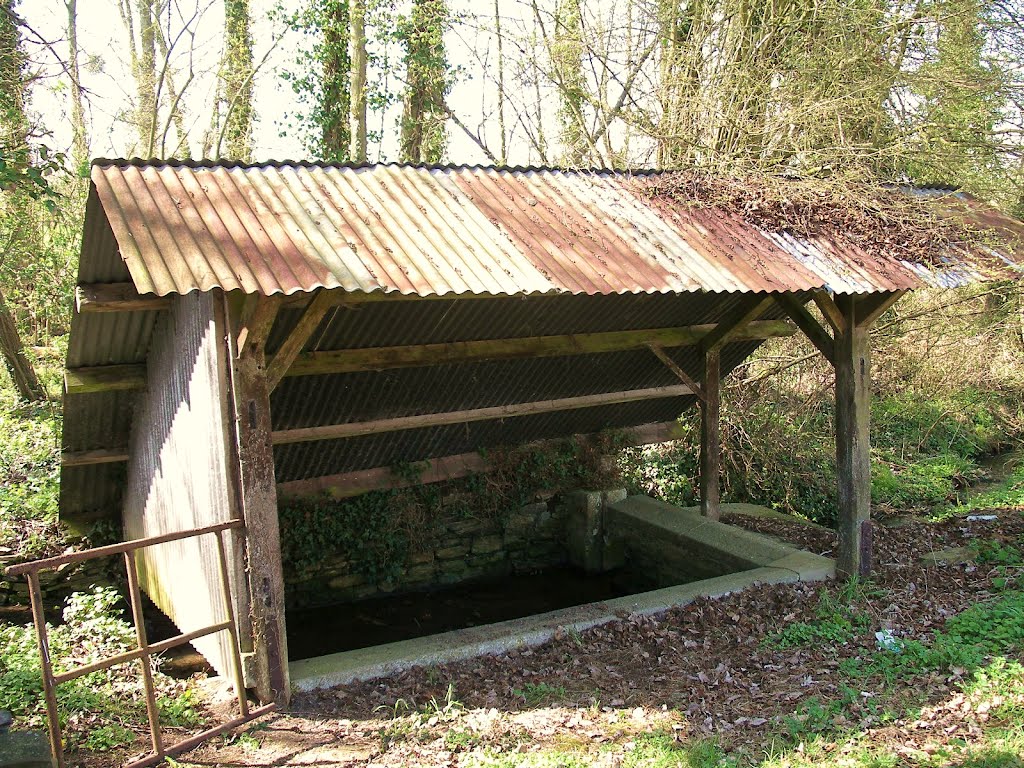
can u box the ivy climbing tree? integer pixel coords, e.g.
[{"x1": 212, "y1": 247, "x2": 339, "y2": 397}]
[{"x1": 398, "y1": 0, "x2": 450, "y2": 164}]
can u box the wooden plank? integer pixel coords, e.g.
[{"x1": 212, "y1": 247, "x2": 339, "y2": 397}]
[
  {"x1": 699, "y1": 348, "x2": 721, "y2": 520},
  {"x1": 276, "y1": 420, "x2": 689, "y2": 499},
  {"x1": 811, "y1": 292, "x2": 847, "y2": 335},
  {"x1": 773, "y1": 294, "x2": 836, "y2": 365},
  {"x1": 855, "y1": 290, "x2": 907, "y2": 329},
  {"x1": 75, "y1": 283, "x2": 171, "y2": 313},
  {"x1": 64, "y1": 319, "x2": 798, "y2": 394},
  {"x1": 284, "y1": 320, "x2": 796, "y2": 378},
  {"x1": 61, "y1": 448, "x2": 129, "y2": 467},
  {"x1": 834, "y1": 295, "x2": 872, "y2": 578},
  {"x1": 646, "y1": 343, "x2": 704, "y2": 401},
  {"x1": 223, "y1": 296, "x2": 290, "y2": 706},
  {"x1": 236, "y1": 296, "x2": 281, "y2": 357},
  {"x1": 64, "y1": 363, "x2": 147, "y2": 394},
  {"x1": 265, "y1": 290, "x2": 335, "y2": 392},
  {"x1": 699, "y1": 296, "x2": 773, "y2": 353},
  {"x1": 272, "y1": 384, "x2": 696, "y2": 446}
]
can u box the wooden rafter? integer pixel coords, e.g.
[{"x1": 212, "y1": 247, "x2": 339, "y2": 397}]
[
  {"x1": 64, "y1": 320, "x2": 797, "y2": 394},
  {"x1": 271, "y1": 384, "x2": 695, "y2": 446},
  {"x1": 773, "y1": 294, "x2": 836, "y2": 365},
  {"x1": 646, "y1": 343, "x2": 705, "y2": 401},
  {"x1": 236, "y1": 296, "x2": 282, "y2": 357},
  {"x1": 61, "y1": 448, "x2": 130, "y2": 467},
  {"x1": 264, "y1": 290, "x2": 335, "y2": 392},
  {"x1": 75, "y1": 283, "x2": 171, "y2": 313},
  {"x1": 64, "y1": 364, "x2": 147, "y2": 395},
  {"x1": 700, "y1": 295, "x2": 774, "y2": 352},
  {"x1": 855, "y1": 290, "x2": 907, "y2": 328},
  {"x1": 276, "y1": 420, "x2": 689, "y2": 499},
  {"x1": 811, "y1": 291, "x2": 847, "y2": 335}
]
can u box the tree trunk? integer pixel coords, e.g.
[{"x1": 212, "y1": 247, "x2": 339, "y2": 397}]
[
  {"x1": 0, "y1": 287, "x2": 45, "y2": 401},
  {"x1": 320, "y1": 0, "x2": 351, "y2": 160},
  {"x1": 349, "y1": 0, "x2": 367, "y2": 162},
  {"x1": 65, "y1": 0, "x2": 89, "y2": 166},
  {"x1": 218, "y1": 0, "x2": 255, "y2": 160},
  {"x1": 399, "y1": 0, "x2": 449, "y2": 164}
]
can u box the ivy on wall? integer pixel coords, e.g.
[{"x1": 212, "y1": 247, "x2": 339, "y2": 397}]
[{"x1": 278, "y1": 430, "x2": 631, "y2": 585}]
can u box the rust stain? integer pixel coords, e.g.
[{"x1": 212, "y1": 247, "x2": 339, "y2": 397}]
[{"x1": 90, "y1": 161, "x2": 1022, "y2": 298}]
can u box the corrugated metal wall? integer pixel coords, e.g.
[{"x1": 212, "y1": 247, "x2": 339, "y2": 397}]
[{"x1": 121, "y1": 291, "x2": 249, "y2": 678}]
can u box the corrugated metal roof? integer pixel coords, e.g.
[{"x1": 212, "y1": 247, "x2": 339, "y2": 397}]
[{"x1": 89, "y1": 161, "x2": 1021, "y2": 298}]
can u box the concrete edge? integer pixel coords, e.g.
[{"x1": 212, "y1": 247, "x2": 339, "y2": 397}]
[{"x1": 289, "y1": 556, "x2": 834, "y2": 693}]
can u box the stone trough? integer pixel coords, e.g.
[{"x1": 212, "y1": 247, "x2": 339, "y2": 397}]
[{"x1": 289, "y1": 497, "x2": 833, "y2": 693}]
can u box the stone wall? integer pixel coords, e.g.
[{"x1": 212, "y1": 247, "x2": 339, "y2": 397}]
[
  {"x1": 0, "y1": 558, "x2": 116, "y2": 607},
  {"x1": 285, "y1": 498, "x2": 569, "y2": 610}
]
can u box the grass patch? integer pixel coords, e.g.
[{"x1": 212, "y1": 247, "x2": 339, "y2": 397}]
[
  {"x1": 0, "y1": 586, "x2": 205, "y2": 752},
  {"x1": 0, "y1": 389, "x2": 66, "y2": 560}
]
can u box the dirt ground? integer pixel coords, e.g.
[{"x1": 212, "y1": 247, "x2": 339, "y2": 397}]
[{"x1": 93, "y1": 508, "x2": 1024, "y2": 768}]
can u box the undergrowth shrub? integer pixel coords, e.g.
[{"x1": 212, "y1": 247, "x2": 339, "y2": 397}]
[
  {"x1": 0, "y1": 586, "x2": 204, "y2": 752},
  {"x1": 279, "y1": 432, "x2": 630, "y2": 584},
  {"x1": 622, "y1": 288, "x2": 1024, "y2": 525},
  {"x1": 0, "y1": 388, "x2": 66, "y2": 559}
]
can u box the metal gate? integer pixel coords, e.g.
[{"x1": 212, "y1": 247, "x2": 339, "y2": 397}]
[{"x1": 4, "y1": 519, "x2": 275, "y2": 768}]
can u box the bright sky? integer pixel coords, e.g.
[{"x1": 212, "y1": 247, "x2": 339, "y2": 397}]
[{"x1": 21, "y1": 0, "x2": 505, "y2": 164}]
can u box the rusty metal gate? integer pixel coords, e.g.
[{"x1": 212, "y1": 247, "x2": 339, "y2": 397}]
[{"x1": 4, "y1": 519, "x2": 275, "y2": 768}]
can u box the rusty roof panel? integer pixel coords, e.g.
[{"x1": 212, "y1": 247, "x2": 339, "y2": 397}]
[{"x1": 89, "y1": 161, "x2": 1021, "y2": 299}]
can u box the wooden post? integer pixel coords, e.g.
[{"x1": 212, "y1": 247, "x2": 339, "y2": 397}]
[
  {"x1": 223, "y1": 295, "x2": 290, "y2": 706},
  {"x1": 834, "y1": 296, "x2": 872, "y2": 578},
  {"x1": 700, "y1": 348, "x2": 721, "y2": 520}
]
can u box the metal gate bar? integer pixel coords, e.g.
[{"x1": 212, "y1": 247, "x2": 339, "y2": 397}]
[{"x1": 5, "y1": 519, "x2": 275, "y2": 768}]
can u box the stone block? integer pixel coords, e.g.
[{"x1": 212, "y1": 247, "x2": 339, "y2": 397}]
[
  {"x1": 603, "y1": 488, "x2": 627, "y2": 506},
  {"x1": 447, "y1": 518, "x2": 484, "y2": 536},
  {"x1": 436, "y1": 542, "x2": 470, "y2": 560},
  {"x1": 408, "y1": 550, "x2": 435, "y2": 565},
  {"x1": 0, "y1": 731, "x2": 54, "y2": 768},
  {"x1": 328, "y1": 573, "x2": 364, "y2": 590},
  {"x1": 404, "y1": 563, "x2": 436, "y2": 581},
  {"x1": 471, "y1": 535, "x2": 503, "y2": 554},
  {"x1": 564, "y1": 490, "x2": 605, "y2": 573}
]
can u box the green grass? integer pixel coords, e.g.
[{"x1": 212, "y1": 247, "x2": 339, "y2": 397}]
[
  {"x1": 0, "y1": 587, "x2": 205, "y2": 752},
  {"x1": 464, "y1": 732, "x2": 731, "y2": 768},
  {"x1": 960, "y1": 461, "x2": 1024, "y2": 512},
  {"x1": 0, "y1": 387, "x2": 65, "y2": 559}
]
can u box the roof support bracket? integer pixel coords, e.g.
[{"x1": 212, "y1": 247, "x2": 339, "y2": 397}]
[
  {"x1": 854, "y1": 290, "x2": 907, "y2": 329},
  {"x1": 265, "y1": 290, "x2": 335, "y2": 392},
  {"x1": 811, "y1": 291, "x2": 847, "y2": 335},
  {"x1": 646, "y1": 343, "x2": 705, "y2": 401},
  {"x1": 235, "y1": 296, "x2": 282, "y2": 358},
  {"x1": 773, "y1": 294, "x2": 836, "y2": 366},
  {"x1": 700, "y1": 295, "x2": 773, "y2": 353}
]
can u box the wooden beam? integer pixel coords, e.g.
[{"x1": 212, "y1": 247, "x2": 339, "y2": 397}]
[
  {"x1": 271, "y1": 384, "x2": 695, "y2": 446},
  {"x1": 646, "y1": 343, "x2": 704, "y2": 401},
  {"x1": 64, "y1": 320, "x2": 798, "y2": 394},
  {"x1": 75, "y1": 283, "x2": 171, "y2": 313},
  {"x1": 855, "y1": 290, "x2": 907, "y2": 329},
  {"x1": 284, "y1": 320, "x2": 796, "y2": 378},
  {"x1": 264, "y1": 290, "x2": 335, "y2": 392},
  {"x1": 773, "y1": 294, "x2": 836, "y2": 365},
  {"x1": 699, "y1": 348, "x2": 721, "y2": 520},
  {"x1": 222, "y1": 295, "x2": 290, "y2": 706},
  {"x1": 833, "y1": 295, "x2": 872, "y2": 578},
  {"x1": 276, "y1": 420, "x2": 689, "y2": 499},
  {"x1": 61, "y1": 448, "x2": 129, "y2": 467},
  {"x1": 236, "y1": 296, "x2": 281, "y2": 357},
  {"x1": 811, "y1": 292, "x2": 847, "y2": 335},
  {"x1": 700, "y1": 296, "x2": 773, "y2": 353},
  {"x1": 64, "y1": 363, "x2": 146, "y2": 395}
]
